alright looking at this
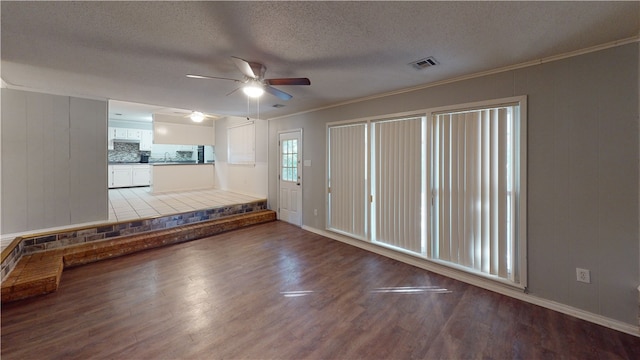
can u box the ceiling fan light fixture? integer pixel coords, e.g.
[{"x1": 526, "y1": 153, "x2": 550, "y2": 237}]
[
  {"x1": 190, "y1": 111, "x2": 205, "y2": 122},
  {"x1": 243, "y1": 84, "x2": 264, "y2": 98}
]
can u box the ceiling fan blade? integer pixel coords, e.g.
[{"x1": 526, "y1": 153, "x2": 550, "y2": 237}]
[
  {"x1": 231, "y1": 56, "x2": 256, "y2": 79},
  {"x1": 186, "y1": 74, "x2": 241, "y2": 82},
  {"x1": 265, "y1": 78, "x2": 310, "y2": 86},
  {"x1": 264, "y1": 85, "x2": 293, "y2": 101},
  {"x1": 226, "y1": 87, "x2": 242, "y2": 97}
]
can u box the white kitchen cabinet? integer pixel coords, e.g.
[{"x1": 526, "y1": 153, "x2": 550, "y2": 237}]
[
  {"x1": 109, "y1": 164, "x2": 151, "y2": 188},
  {"x1": 127, "y1": 129, "x2": 142, "y2": 140},
  {"x1": 108, "y1": 127, "x2": 152, "y2": 150},
  {"x1": 114, "y1": 128, "x2": 128, "y2": 139},
  {"x1": 108, "y1": 127, "x2": 114, "y2": 149},
  {"x1": 108, "y1": 165, "x2": 113, "y2": 185},
  {"x1": 112, "y1": 166, "x2": 133, "y2": 188},
  {"x1": 140, "y1": 130, "x2": 153, "y2": 151},
  {"x1": 132, "y1": 165, "x2": 151, "y2": 186},
  {"x1": 110, "y1": 127, "x2": 144, "y2": 140}
]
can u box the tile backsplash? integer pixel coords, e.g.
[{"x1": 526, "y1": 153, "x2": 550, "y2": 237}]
[
  {"x1": 108, "y1": 142, "x2": 214, "y2": 163},
  {"x1": 149, "y1": 149, "x2": 195, "y2": 163},
  {"x1": 108, "y1": 142, "x2": 150, "y2": 162}
]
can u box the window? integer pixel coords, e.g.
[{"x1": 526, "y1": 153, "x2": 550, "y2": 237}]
[
  {"x1": 429, "y1": 99, "x2": 526, "y2": 286},
  {"x1": 327, "y1": 123, "x2": 368, "y2": 239},
  {"x1": 371, "y1": 116, "x2": 426, "y2": 254},
  {"x1": 281, "y1": 139, "x2": 298, "y2": 182},
  {"x1": 326, "y1": 97, "x2": 527, "y2": 288}
]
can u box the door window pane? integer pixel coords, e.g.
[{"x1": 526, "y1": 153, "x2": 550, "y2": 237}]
[{"x1": 281, "y1": 139, "x2": 298, "y2": 182}]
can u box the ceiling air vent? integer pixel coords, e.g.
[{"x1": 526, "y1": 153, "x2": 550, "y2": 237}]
[
  {"x1": 272, "y1": 104, "x2": 285, "y2": 108},
  {"x1": 409, "y1": 56, "x2": 439, "y2": 70}
]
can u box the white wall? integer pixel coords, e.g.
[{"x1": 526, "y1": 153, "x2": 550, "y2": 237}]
[
  {"x1": 215, "y1": 116, "x2": 268, "y2": 198},
  {"x1": 153, "y1": 114, "x2": 214, "y2": 145},
  {"x1": 268, "y1": 44, "x2": 639, "y2": 328},
  {"x1": 108, "y1": 119, "x2": 152, "y2": 130},
  {"x1": 152, "y1": 164, "x2": 215, "y2": 193},
  {"x1": 1, "y1": 88, "x2": 108, "y2": 234}
]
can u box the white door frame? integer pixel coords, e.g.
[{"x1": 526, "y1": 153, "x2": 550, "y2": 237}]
[{"x1": 278, "y1": 129, "x2": 303, "y2": 226}]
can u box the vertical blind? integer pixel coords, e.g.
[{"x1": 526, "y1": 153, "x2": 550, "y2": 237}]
[
  {"x1": 371, "y1": 117, "x2": 424, "y2": 253},
  {"x1": 326, "y1": 98, "x2": 524, "y2": 287},
  {"x1": 328, "y1": 123, "x2": 367, "y2": 239},
  {"x1": 431, "y1": 107, "x2": 515, "y2": 281}
]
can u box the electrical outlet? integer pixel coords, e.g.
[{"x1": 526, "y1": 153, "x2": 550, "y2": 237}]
[
  {"x1": 576, "y1": 268, "x2": 591, "y2": 283},
  {"x1": 314, "y1": 209, "x2": 318, "y2": 216}
]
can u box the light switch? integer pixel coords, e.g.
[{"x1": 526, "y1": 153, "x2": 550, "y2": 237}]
[{"x1": 304, "y1": 160, "x2": 311, "y2": 167}]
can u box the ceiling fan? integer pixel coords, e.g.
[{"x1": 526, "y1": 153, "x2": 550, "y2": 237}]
[{"x1": 187, "y1": 56, "x2": 310, "y2": 101}]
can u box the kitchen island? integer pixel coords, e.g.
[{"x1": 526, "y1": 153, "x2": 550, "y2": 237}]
[{"x1": 151, "y1": 162, "x2": 215, "y2": 193}]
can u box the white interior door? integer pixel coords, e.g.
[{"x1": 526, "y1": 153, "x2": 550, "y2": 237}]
[{"x1": 279, "y1": 130, "x2": 302, "y2": 226}]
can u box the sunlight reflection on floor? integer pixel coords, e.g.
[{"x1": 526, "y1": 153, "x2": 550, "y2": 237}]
[
  {"x1": 279, "y1": 286, "x2": 452, "y2": 298},
  {"x1": 281, "y1": 290, "x2": 315, "y2": 297},
  {"x1": 371, "y1": 286, "x2": 452, "y2": 294}
]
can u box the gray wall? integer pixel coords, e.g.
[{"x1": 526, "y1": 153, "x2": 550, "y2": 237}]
[
  {"x1": 1, "y1": 88, "x2": 108, "y2": 234},
  {"x1": 268, "y1": 44, "x2": 639, "y2": 326}
]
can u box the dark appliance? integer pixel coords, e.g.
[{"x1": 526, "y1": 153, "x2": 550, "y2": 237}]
[
  {"x1": 197, "y1": 145, "x2": 205, "y2": 163},
  {"x1": 140, "y1": 153, "x2": 150, "y2": 163}
]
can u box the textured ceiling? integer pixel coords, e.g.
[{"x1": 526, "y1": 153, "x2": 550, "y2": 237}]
[{"x1": 2, "y1": 1, "x2": 638, "y2": 121}]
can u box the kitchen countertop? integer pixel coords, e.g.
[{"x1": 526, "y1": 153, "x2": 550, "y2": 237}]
[
  {"x1": 109, "y1": 161, "x2": 214, "y2": 165},
  {"x1": 108, "y1": 162, "x2": 152, "y2": 165},
  {"x1": 151, "y1": 162, "x2": 214, "y2": 166}
]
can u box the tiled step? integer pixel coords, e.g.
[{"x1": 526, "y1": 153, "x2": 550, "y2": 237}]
[{"x1": 1, "y1": 210, "x2": 276, "y2": 303}]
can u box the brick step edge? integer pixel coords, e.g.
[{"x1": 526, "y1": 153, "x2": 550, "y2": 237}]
[{"x1": 1, "y1": 210, "x2": 276, "y2": 303}]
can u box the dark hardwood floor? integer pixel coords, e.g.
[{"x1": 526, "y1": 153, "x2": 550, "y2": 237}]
[{"x1": 2, "y1": 221, "x2": 639, "y2": 359}]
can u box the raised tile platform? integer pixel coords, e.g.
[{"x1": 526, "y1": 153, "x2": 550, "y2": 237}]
[
  {"x1": 1, "y1": 210, "x2": 276, "y2": 303},
  {"x1": 1, "y1": 200, "x2": 267, "y2": 281}
]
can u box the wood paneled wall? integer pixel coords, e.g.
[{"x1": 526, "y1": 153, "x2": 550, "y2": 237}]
[{"x1": 1, "y1": 88, "x2": 108, "y2": 234}]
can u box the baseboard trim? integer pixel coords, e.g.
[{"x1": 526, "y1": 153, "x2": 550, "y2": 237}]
[{"x1": 302, "y1": 225, "x2": 640, "y2": 337}]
